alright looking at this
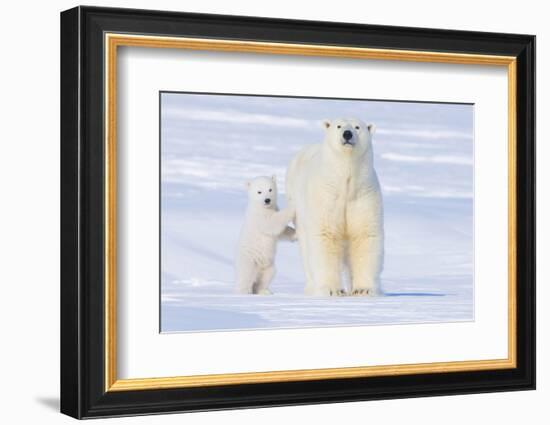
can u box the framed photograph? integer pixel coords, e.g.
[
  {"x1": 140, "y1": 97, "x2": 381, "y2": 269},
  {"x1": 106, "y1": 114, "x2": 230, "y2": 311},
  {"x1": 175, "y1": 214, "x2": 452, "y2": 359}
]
[{"x1": 60, "y1": 6, "x2": 535, "y2": 419}]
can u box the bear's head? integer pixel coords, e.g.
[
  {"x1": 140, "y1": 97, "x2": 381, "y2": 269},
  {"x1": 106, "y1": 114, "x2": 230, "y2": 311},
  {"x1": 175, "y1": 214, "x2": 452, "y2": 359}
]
[
  {"x1": 246, "y1": 176, "x2": 278, "y2": 209},
  {"x1": 322, "y1": 118, "x2": 376, "y2": 157}
]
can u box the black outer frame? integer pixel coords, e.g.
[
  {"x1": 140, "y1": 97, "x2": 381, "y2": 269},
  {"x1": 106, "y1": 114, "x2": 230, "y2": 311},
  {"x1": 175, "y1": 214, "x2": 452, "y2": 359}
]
[{"x1": 60, "y1": 5, "x2": 536, "y2": 419}]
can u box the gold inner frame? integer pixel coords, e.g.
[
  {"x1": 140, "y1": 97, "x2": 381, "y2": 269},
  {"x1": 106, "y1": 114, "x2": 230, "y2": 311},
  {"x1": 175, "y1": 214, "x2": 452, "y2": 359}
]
[{"x1": 104, "y1": 33, "x2": 517, "y2": 392}]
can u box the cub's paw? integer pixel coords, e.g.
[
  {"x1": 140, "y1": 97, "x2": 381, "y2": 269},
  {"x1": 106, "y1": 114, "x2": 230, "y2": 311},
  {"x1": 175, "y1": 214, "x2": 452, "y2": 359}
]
[
  {"x1": 235, "y1": 287, "x2": 254, "y2": 295},
  {"x1": 256, "y1": 288, "x2": 273, "y2": 295}
]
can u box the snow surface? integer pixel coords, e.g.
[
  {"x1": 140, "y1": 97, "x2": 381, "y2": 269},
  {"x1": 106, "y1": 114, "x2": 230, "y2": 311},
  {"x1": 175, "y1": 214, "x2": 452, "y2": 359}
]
[{"x1": 160, "y1": 93, "x2": 474, "y2": 333}]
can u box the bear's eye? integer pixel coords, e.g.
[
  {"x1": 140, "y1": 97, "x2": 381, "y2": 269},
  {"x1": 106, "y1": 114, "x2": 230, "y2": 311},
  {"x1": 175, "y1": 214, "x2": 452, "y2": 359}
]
[
  {"x1": 337, "y1": 125, "x2": 341, "y2": 129},
  {"x1": 355, "y1": 126, "x2": 360, "y2": 130},
  {"x1": 257, "y1": 191, "x2": 262, "y2": 194},
  {"x1": 269, "y1": 188, "x2": 272, "y2": 192}
]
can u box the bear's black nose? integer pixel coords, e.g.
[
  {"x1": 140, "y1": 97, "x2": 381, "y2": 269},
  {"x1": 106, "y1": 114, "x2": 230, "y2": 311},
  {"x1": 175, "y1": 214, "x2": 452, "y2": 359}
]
[
  {"x1": 343, "y1": 130, "x2": 353, "y2": 140},
  {"x1": 264, "y1": 198, "x2": 271, "y2": 204}
]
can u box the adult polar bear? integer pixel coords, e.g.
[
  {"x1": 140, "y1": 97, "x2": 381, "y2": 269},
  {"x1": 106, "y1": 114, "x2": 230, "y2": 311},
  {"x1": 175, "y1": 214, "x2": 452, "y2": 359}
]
[{"x1": 286, "y1": 118, "x2": 383, "y2": 296}]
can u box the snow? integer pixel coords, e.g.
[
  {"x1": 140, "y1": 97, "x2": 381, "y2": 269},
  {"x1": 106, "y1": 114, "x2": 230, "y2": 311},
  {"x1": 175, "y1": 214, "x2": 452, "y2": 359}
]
[{"x1": 160, "y1": 93, "x2": 474, "y2": 333}]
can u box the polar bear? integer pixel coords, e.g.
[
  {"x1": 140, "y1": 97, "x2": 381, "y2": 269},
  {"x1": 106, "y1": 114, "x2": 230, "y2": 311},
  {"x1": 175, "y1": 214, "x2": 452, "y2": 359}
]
[
  {"x1": 236, "y1": 176, "x2": 296, "y2": 295},
  {"x1": 286, "y1": 118, "x2": 383, "y2": 297}
]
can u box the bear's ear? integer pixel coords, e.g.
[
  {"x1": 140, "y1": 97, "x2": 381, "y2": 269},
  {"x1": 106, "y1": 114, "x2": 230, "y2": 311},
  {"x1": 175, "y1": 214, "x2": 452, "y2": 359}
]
[
  {"x1": 322, "y1": 120, "x2": 331, "y2": 129},
  {"x1": 245, "y1": 181, "x2": 250, "y2": 190},
  {"x1": 271, "y1": 175, "x2": 277, "y2": 182},
  {"x1": 367, "y1": 123, "x2": 376, "y2": 135}
]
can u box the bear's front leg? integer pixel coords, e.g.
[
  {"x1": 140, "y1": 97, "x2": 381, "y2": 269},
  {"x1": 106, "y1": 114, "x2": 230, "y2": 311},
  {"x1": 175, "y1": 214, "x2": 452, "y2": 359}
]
[
  {"x1": 296, "y1": 225, "x2": 315, "y2": 292},
  {"x1": 307, "y1": 235, "x2": 346, "y2": 296},
  {"x1": 265, "y1": 206, "x2": 296, "y2": 236},
  {"x1": 279, "y1": 225, "x2": 297, "y2": 241},
  {"x1": 348, "y1": 234, "x2": 383, "y2": 296}
]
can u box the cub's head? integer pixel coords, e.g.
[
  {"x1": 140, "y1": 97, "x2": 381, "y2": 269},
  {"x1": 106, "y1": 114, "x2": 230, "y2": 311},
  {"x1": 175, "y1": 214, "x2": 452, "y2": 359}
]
[
  {"x1": 322, "y1": 118, "x2": 376, "y2": 157},
  {"x1": 246, "y1": 176, "x2": 278, "y2": 209}
]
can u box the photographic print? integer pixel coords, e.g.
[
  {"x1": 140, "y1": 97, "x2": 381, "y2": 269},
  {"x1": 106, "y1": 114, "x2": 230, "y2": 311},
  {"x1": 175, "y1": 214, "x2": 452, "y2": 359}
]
[
  {"x1": 160, "y1": 92, "x2": 474, "y2": 333},
  {"x1": 61, "y1": 8, "x2": 535, "y2": 417}
]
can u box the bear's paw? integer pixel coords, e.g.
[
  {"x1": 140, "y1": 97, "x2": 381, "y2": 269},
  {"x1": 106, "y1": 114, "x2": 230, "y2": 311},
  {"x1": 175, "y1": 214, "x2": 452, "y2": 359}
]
[{"x1": 351, "y1": 287, "x2": 379, "y2": 297}]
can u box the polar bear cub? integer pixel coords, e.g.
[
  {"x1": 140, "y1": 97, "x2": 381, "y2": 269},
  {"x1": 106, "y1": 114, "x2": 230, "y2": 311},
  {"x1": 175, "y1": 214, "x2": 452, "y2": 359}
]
[{"x1": 236, "y1": 176, "x2": 296, "y2": 295}]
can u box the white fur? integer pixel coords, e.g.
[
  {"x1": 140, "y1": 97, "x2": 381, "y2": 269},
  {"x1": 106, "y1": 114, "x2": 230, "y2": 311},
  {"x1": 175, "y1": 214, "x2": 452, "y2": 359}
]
[
  {"x1": 286, "y1": 118, "x2": 384, "y2": 297},
  {"x1": 236, "y1": 176, "x2": 296, "y2": 295}
]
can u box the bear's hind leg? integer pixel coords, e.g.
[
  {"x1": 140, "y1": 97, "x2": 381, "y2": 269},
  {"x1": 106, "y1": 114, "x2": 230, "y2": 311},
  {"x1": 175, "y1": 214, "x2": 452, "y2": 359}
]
[
  {"x1": 236, "y1": 260, "x2": 258, "y2": 294},
  {"x1": 254, "y1": 265, "x2": 275, "y2": 295}
]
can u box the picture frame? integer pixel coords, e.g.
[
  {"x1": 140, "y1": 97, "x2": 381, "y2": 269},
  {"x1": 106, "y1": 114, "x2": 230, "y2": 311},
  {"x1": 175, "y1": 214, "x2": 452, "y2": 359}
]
[{"x1": 60, "y1": 5, "x2": 535, "y2": 419}]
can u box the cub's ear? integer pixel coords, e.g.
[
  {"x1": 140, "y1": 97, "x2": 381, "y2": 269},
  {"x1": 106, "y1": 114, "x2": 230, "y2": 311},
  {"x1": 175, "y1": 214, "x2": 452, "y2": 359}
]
[
  {"x1": 271, "y1": 175, "x2": 277, "y2": 182},
  {"x1": 367, "y1": 123, "x2": 376, "y2": 135},
  {"x1": 322, "y1": 119, "x2": 331, "y2": 129},
  {"x1": 245, "y1": 181, "x2": 250, "y2": 190}
]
